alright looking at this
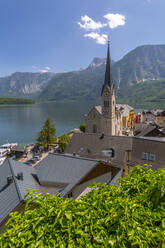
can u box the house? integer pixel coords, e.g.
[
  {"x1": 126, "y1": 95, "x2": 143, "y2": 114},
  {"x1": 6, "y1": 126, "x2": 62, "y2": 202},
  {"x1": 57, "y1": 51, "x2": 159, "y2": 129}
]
[
  {"x1": 127, "y1": 136, "x2": 165, "y2": 170},
  {"x1": 65, "y1": 132, "x2": 133, "y2": 167},
  {"x1": 0, "y1": 154, "x2": 120, "y2": 232},
  {"x1": 35, "y1": 153, "x2": 120, "y2": 199},
  {"x1": 66, "y1": 132, "x2": 165, "y2": 171},
  {"x1": 141, "y1": 110, "x2": 156, "y2": 123},
  {"x1": 155, "y1": 110, "x2": 165, "y2": 126},
  {"x1": 10, "y1": 146, "x2": 27, "y2": 158},
  {"x1": 134, "y1": 124, "x2": 165, "y2": 137}
]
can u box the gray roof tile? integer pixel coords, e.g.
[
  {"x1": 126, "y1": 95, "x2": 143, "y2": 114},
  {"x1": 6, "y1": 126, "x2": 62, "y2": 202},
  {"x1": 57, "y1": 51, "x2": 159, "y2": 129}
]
[
  {"x1": 35, "y1": 154, "x2": 98, "y2": 186},
  {"x1": 0, "y1": 160, "x2": 20, "y2": 224}
]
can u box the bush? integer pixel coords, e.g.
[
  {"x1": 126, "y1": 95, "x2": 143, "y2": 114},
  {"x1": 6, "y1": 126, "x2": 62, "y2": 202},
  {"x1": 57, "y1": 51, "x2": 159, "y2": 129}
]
[
  {"x1": 0, "y1": 165, "x2": 165, "y2": 247},
  {"x1": 79, "y1": 123, "x2": 86, "y2": 132},
  {"x1": 58, "y1": 134, "x2": 71, "y2": 152}
]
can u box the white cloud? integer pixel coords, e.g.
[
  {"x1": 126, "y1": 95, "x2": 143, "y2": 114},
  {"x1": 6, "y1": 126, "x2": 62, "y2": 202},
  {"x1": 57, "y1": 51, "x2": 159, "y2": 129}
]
[
  {"x1": 78, "y1": 15, "x2": 107, "y2": 30},
  {"x1": 104, "y1": 13, "x2": 126, "y2": 29},
  {"x1": 32, "y1": 65, "x2": 51, "y2": 73},
  {"x1": 45, "y1": 66, "x2": 51, "y2": 70},
  {"x1": 84, "y1": 32, "x2": 108, "y2": 45},
  {"x1": 40, "y1": 69, "x2": 49, "y2": 73}
]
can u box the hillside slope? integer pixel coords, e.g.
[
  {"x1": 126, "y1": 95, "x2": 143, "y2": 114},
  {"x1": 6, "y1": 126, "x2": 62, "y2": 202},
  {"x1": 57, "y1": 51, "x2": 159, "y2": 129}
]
[{"x1": 1, "y1": 45, "x2": 165, "y2": 108}]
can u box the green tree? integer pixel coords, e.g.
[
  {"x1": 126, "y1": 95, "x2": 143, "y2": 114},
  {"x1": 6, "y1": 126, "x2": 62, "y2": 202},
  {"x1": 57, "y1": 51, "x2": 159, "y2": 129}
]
[
  {"x1": 36, "y1": 117, "x2": 57, "y2": 149},
  {"x1": 79, "y1": 123, "x2": 86, "y2": 132},
  {"x1": 1, "y1": 165, "x2": 165, "y2": 247},
  {"x1": 58, "y1": 134, "x2": 71, "y2": 152}
]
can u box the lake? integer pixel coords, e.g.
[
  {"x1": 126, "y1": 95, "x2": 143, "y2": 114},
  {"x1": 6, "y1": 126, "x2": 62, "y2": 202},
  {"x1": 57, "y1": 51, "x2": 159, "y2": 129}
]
[{"x1": 0, "y1": 101, "x2": 98, "y2": 146}]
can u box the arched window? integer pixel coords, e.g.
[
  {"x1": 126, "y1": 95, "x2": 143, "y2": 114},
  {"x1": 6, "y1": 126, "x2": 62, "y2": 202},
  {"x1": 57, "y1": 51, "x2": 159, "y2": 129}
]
[{"x1": 93, "y1": 124, "x2": 97, "y2": 133}]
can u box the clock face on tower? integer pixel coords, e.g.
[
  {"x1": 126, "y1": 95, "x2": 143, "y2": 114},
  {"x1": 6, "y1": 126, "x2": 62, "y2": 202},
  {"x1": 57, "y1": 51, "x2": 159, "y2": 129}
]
[{"x1": 104, "y1": 92, "x2": 109, "y2": 97}]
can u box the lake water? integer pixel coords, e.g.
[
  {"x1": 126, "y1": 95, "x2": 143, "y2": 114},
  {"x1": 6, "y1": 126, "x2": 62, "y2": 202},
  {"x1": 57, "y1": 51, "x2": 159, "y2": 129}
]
[{"x1": 0, "y1": 101, "x2": 98, "y2": 145}]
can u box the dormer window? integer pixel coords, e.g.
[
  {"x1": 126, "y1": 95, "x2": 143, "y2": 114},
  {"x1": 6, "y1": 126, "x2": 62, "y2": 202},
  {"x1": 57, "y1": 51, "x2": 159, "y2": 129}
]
[{"x1": 104, "y1": 101, "x2": 109, "y2": 107}]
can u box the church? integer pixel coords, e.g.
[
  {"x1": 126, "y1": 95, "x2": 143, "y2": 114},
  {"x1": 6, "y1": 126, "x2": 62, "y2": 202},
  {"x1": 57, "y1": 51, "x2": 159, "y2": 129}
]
[{"x1": 85, "y1": 40, "x2": 133, "y2": 136}]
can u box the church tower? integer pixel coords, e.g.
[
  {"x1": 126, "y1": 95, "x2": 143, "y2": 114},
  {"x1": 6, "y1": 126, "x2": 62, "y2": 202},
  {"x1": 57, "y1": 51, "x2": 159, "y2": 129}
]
[{"x1": 101, "y1": 40, "x2": 116, "y2": 135}]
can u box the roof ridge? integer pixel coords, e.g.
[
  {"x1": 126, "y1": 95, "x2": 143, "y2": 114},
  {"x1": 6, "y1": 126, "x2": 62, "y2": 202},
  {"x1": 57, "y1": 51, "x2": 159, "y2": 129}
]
[
  {"x1": 8, "y1": 158, "x2": 23, "y2": 201},
  {"x1": 49, "y1": 153, "x2": 100, "y2": 162}
]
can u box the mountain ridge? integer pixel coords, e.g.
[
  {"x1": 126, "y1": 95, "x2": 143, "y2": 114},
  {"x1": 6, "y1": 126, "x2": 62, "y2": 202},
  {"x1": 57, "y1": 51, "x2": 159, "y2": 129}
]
[{"x1": 1, "y1": 44, "x2": 165, "y2": 108}]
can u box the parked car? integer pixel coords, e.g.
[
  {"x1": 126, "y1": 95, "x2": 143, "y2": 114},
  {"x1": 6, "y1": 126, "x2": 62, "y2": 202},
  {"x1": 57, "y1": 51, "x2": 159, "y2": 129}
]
[
  {"x1": 29, "y1": 158, "x2": 37, "y2": 164},
  {"x1": 33, "y1": 155, "x2": 40, "y2": 161},
  {"x1": 24, "y1": 160, "x2": 32, "y2": 166},
  {"x1": 54, "y1": 146, "x2": 61, "y2": 153}
]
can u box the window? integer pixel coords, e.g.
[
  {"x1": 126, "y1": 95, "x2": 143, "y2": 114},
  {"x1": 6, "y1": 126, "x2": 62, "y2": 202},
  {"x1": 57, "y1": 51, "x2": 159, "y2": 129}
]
[
  {"x1": 149, "y1": 154, "x2": 156, "y2": 161},
  {"x1": 102, "y1": 148, "x2": 115, "y2": 158},
  {"x1": 104, "y1": 101, "x2": 109, "y2": 108},
  {"x1": 93, "y1": 124, "x2": 97, "y2": 133},
  {"x1": 87, "y1": 148, "x2": 91, "y2": 154},
  {"x1": 142, "y1": 153, "x2": 148, "y2": 160},
  {"x1": 78, "y1": 147, "x2": 84, "y2": 153}
]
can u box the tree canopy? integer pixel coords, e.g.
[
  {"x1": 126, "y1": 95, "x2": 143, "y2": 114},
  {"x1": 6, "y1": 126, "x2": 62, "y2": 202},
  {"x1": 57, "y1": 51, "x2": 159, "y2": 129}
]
[
  {"x1": 36, "y1": 117, "x2": 57, "y2": 149},
  {"x1": 79, "y1": 123, "x2": 86, "y2": 133},
  {"x1": 58, "y1": 134, "x2": 71, "y2": 152},
  {"x1": 0, "y1": 165, "x2": 165, "y2": 247}
]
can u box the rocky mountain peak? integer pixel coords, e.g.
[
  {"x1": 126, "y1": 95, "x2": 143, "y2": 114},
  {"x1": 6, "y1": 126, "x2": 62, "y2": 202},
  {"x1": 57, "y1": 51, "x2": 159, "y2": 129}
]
[{"x1": 87, "y1": 57, "x2": 106, "y2": 69}]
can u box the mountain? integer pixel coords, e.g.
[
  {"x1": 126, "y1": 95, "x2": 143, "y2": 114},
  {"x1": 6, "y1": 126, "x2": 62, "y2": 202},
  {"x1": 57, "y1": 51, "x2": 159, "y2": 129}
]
[
  {"x1": 39, "y1": 60, "x2": 105, "y2": 101},
  {"x1": 1, "y1": 44, "x2": 165, "y2": 108},
  {"x1": 0, "y1": 72, "x2": 55, "y2": 98},
  {"x1": 113, "y1": 44, "x2": 165, "y2": 88},
  {"x1": 39, "y1": 45, "x2": 165, "y2": 106},
  {"x1": 87, "y1": 57, "x2": 106, "y2": 69}
]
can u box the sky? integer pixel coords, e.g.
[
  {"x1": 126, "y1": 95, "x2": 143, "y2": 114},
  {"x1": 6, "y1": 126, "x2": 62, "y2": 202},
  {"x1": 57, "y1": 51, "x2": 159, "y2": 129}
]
[{"x1": 0, "y1": 0, "x2": 165, "y2": 76}]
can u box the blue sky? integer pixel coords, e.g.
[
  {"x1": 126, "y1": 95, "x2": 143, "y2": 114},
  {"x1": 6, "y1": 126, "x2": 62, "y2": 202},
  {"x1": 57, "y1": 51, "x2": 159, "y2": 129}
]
[{"x1": 0, "y1": 0, "x2": 164, "y2": 76}]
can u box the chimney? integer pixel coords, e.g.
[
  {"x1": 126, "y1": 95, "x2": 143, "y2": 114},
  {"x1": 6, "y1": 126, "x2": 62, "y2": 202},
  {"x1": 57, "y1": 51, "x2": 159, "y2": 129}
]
[
  {"x1": 17, "y1": 172, "x2": 23, "y2": 180},
  {"x1": 7, "y1": 176, "x2": 13, "y2": 185}
]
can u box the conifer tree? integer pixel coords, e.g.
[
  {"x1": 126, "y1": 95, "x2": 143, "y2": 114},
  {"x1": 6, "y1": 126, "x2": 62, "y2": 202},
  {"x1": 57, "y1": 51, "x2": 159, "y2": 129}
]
[
  {"x1": 36, "y1": 117, "x2": 57, "y2": 149},
  {"x1": 58, "y1": 134, "x2": 71, "y2": 152}
]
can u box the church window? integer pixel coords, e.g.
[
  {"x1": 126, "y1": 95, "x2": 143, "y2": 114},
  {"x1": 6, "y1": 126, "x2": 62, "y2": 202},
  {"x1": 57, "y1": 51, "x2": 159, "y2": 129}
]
[
  {"x1": 104, "y1": 101, "x2": 109, "y2": 108},
  {"x1": 93, "y1": 124, "x2": 97, "y2": 133}
]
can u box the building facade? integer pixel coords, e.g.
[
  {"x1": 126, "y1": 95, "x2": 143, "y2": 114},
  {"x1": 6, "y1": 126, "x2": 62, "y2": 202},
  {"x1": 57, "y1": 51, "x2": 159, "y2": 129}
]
[{"x1": 85, "y1": 41, "x2": 133, "y2": 136}]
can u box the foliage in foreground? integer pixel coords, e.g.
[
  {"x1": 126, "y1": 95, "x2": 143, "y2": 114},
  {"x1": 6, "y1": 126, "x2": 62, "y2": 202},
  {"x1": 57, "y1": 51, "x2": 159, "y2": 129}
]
[
  {"x1": 0, "y1": 165, "x2": 165, "y2": 248},
  {"x1": 36, "y1": 117, "x2": 57, "y2": 149},
  {"x1": 58, "y1": 134, "x2": 71, "y2": 152}
]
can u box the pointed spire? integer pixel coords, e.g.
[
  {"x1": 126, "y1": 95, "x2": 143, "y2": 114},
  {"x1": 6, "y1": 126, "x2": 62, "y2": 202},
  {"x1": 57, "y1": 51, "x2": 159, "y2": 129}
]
[{"x1": 101, "y1": 39, "x2": 113, "y2": 95}]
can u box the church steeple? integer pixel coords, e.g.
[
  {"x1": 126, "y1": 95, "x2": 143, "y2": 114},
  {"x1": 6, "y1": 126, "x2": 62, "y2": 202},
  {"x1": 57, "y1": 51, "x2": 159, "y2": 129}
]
[
  {"x1": 101, "y1": 40, "x2": 114, "y2": 95},
  {"x1": 101, "y1": 39, "x2": 116, "y2": 135}
]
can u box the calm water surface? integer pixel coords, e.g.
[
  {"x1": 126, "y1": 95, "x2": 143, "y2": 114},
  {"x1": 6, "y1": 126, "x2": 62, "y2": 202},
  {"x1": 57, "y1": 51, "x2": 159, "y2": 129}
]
[{"x1": 0, "y1": 101, "x2": 98, "y2": 145}]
